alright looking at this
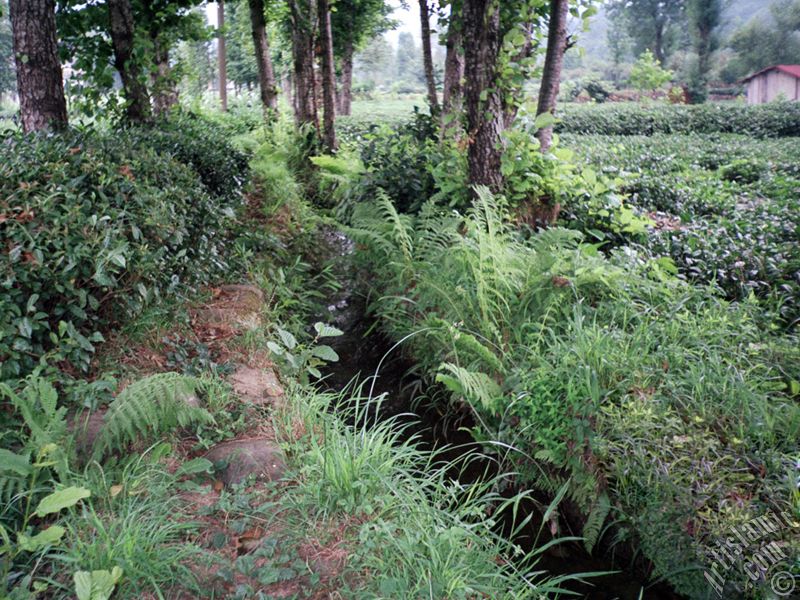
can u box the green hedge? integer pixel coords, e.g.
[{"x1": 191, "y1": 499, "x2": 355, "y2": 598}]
[
  {"x1": 556, "y1": 102, "x2": 800, "y2": 137},
  {"x1": 0, "y1": 117, "x2": 248, "y2": 380}
]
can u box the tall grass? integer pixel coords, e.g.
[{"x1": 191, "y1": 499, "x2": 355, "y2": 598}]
[{"x1": 272, "y1": 384, "x2": 591, "y2": 598}]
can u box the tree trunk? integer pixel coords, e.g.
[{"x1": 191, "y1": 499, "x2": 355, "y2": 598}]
[
  {"x1": 151, "y1": 39, "x2": 179, "y2": 116},
  {"x1": 653, "y1": 16, "x2": 665, "y2": 65},
  {"x1": 288, "y1": 1, "x2": 318, "y2": 131},
  {"x1": 317, "y1": 0, "x2": 337, "y2": 151},
  {"x1": 535, "y1": 0, "x2": 569, "y2": 153},
  {"x1": 442, "y1": 0, "x2": 464, "y2": 127},
  {"x1": 462, "y1": 0, "x2": 504, "y2": 192},
  {"x1": 8, "y1": 0, "x2": 67, "y2": 132},
  {"x1": 338, "y1": 40, "x2": 354, "y2": 116},
  {"x1": 108, "y1": 0, "x2": 151, "y2": 122},
  {"x1": 248, "y1": 0, "x2": 279, "y2": 113},
  {"x1": 418, "y1": 0, "x2": 440, "y2": 113},
  {"x1": 218, "y1": 0, "x2": 228, "y2": 111}
]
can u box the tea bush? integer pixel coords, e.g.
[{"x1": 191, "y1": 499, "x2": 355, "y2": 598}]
[
  {"x1": 561, "y1": 133, "x2": 800, "y2": 323},
  {"x1": 556, "y1": 102, "x2": 800, "y2": 137},
  {"x1": 0, "y1": 119, "x2": 245, "y2": 380}
]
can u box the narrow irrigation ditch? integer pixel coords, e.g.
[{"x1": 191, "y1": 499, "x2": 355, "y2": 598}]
[{"x1": 313, "y1": 228, "x2": 683, "y2": 600}]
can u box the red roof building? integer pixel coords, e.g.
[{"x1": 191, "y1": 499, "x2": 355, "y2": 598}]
[{"x1": 740, "y1": 65, "x2": 800, "y2": 104}]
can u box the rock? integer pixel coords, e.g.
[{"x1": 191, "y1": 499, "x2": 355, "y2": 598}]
[
  {"x1": 218, "y1": 284, "x2": 264, "y2": 306},
  {"x1": 193, "y1": 307, "x2": 262, "y2": 332},
  {"x1": 230, "y1": 366, "x2": 284, "y2": 406},
  {"x1": 203, "y1": 439, "x2": 286, "y2": 486},
  {"x1": 192, "y1": 284, "x2": 265, "y2": 332}
]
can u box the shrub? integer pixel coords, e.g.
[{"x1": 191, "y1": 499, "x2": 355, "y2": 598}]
[
  {"x1": 556, "y1": 102, "x2": 800, "y2": 137},
  {"x1": 629, "y1": 50, "x2": 673, "y2": 94},
  {"x1": 349, "y1": 110, "x2": 439, "y2": 214},
  {"x1": 123, "y1": 112, "x2": 250, "y2": 205},
  {"x1": 0, "y1": 122, "x2": 243, "y2": 380}
]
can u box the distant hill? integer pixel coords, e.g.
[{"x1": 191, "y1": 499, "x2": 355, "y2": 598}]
[{"x1": 721, "y1": 0, "x2": 771, "y2": 34}]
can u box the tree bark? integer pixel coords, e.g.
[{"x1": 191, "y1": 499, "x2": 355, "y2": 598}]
[
  {"x1": 288, "y1": 0, "x2": 318, "y2": 131},
  {"x1": 108, "y1": 0, "x2": 151, "y2": 122},
  {"x1": 218, "y1": 0, "x2": 228, "y2": 111},
  {"x1": 535, "y1": 0, "x2": 569, "y2": 153},
  {"x1": 248, "y1": 0, "x2": 279, "y2": 113},
  {"x1": 462, "y1": 0, "x2": 504, "y2": 192},
  {"x1": 338, "y1": 40, "x2": 354, "y2": 116},
  {"x1": 418, "y1": 0, "x2": 440, "y2": 113},
  {"x1": 8, "y1": 0, "x2": 68, "y2": 132},
  {"x1": 442, "y1": 0, "x2": 464, "y2": 126},
  {"x1": 317, "y1": 0, "x2": 337, "y2": 150},
  {"x1": 151, "y1": 39, "x2": 179, "y2": 116}
]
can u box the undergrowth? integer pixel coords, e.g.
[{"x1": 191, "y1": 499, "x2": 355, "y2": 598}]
[{"x1": 347, "y1": 188, "x2": 800, "y2": 598}]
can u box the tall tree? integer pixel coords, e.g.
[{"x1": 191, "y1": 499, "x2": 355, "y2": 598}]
[
  {"x1": 286, "y1": 0, "x2": 318, "y2": 130},
  {"x1": 607, "y1": 0, "x2": 685, "y2": 65},
  {"x1": 57, "y1": 0, "x2": 206, "y2": 117},
  {"x1": 462, "y1": 0, "x2": 504, "y2": 191},
  {"x1": 441, "y1": 0, "x2": 464, "y2": 125},
  {"x1": 108, "y1": 0, "x2": 152, "y2": 121},
  {"x1": 418, "y1": 0, "x2": 440, "y2": 112},
  {"x1": 248, "y1": 0, "x2": 278, "y2": 111},
  {"x1": 317, "y1": 0, "x2": 336, "y2": 150},
  {"x1": 686, "y1": 0, "x2": 720, "y2": 103},
  {"x1": 331, "y1": 0, "x2": 394, "y2": 115},
  {"x1": 0, "y1": 2, "x2": 14, "y2": 102},
  {"x1": 218, "y1": 0, "x2": 228, "y2": 110},
  {"x1": 535, "y1": 0, "x2": 568, "y2": 152},
  {"x1": 8, "y1": 0, "x2": 67, "y2": 131},
  {"x1": 395, "y1": 31, "x2": 420, "y2": 83}
]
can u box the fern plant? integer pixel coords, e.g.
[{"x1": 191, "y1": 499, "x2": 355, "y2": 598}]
[
  {"x1": 0, "y1": 375, "x2": 70, "y2": 506},
  {"x1": 93, "y1": 373, "x2": 214, "y2": 460}
]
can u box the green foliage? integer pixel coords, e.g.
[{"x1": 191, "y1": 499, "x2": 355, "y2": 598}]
[
  {"x1": 94, "y1": 373, "x2": 214, "y2": 459},
  {"x1": 629, "y1": 50, "x2": 674, "y2": 93},
  {"x1": 57, "y1": 456, "x2": 202, "y2": 599},
  {"x1": 0, "y1": 375, "x2": 93, "y2": 596},
  {"x1": 563, "y1": 132, "x2": 800, "y2": 322},
  {"x1": 350, "y1": 187, "x2": 800, "y2": 597},
  {"x1": 0, "y1": 116, "x2": 245, "y2": 379},
  {"x1": 266, "y1": 322, "x2": 343, "y2": 384},
  {"x1": 722, "y1": 0, "x2": 800, "y2": 82},
  {"x1": 274, "y1": 387, "x2": 581, "y2": 598},
  {"x1": 74, "y1": 566, "x2": 123, "y2": 600},
  {"x1": 555, "y1": 102, "x2": 800, "y2": 137},
  {"x1": 347, "y1": 110, "x2": 440, "y2": 214}
]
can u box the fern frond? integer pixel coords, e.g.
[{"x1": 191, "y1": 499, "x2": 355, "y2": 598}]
[
  {"x1": 94, "y1": 373, "x2": 214, "y2": 459},
  {"x1": 583, "y1": 493, "x2": 611, "y2": 552},
  {"x1": 435, "y1": 362, "x2": 502, "y2": 412}
]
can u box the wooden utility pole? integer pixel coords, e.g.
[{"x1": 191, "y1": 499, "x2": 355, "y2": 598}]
[{"x1": 218, "y1": 0, "x2": 227, "y2": 111}]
